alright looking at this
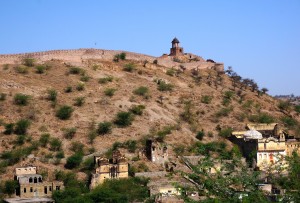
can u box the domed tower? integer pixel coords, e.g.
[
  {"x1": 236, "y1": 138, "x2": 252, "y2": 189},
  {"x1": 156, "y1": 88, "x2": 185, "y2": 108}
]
[{"x1": 169, "y1": 37, "x2": 184, "y2": 56}]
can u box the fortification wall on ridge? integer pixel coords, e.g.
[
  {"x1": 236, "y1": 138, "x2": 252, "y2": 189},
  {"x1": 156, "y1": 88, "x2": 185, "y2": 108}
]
[
  {"x1": 157, "y1": 56, "x2": 224, "y2": 71},
  {"x1": 0, "y1": 48, "x2": 224, "y2": 71},
  {"x1": 0, "y1": 49, "x2": 156, "y2": 65}
]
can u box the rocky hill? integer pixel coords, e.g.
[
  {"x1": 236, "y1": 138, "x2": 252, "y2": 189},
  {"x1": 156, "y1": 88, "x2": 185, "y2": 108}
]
[{"x1": 0, "y1": 49, "x2": 299, "y2": 183}]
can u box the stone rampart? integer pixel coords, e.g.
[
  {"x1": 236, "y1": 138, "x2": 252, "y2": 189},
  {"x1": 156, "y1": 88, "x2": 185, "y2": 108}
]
[
  {"x1": 0, "y1": 48, "x2": 224, "y2": 71},
  {"x1": 0, "y1": 48, "x2": 156, "y2": 65},
  {"x1": 157, "y1": 55, "x2": 224, "y2": 71}
]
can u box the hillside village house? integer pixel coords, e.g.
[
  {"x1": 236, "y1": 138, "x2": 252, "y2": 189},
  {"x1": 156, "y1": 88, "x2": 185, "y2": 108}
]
[
  {"x1": 90, "y1": 150, "x2": 128, "y2": 189},
  {"x1": 231, "y1": 123, "x2": 300, "y2": 170},
  {"x1": 4, "y1": 166, "x2": 64, "y2": 203}
]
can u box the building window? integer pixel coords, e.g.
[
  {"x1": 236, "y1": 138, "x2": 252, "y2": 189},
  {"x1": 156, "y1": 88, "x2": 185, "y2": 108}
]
[
  {"x1": 30, "y1": 187, "x2": 33, "y2": 192},
  {"x1": 34, "y1": 177, "x2": 37, "y2": 183},
  {"x1": 39, "y1": 177, "x2": 42, "y2": 182},
  {"x1": 24, "y1": 188, "x2": 26, "y2": 193},
  {"x1": 29, "y1": 177, "x2": 33, "y2": 183},
  {"x1": 44, "y1": 186, "x2": 47, "y2": 194},
  {"x1": 56, "y1": 186, "x2": 60, "y2": 191},
  {"x1": 49, "y1": 186, "x2": 52, "y2": 191}
]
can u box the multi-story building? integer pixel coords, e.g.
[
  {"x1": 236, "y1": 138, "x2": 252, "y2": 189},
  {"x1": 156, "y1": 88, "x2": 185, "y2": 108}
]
[
  {"x1": 90, "y1": 150, "x2": 128, "y2": 189},
  {"x1": 4, "y1": 166, "x2": 64, "y2": 203},
  {"x1": 231, "y1": 123, "x2": 299, "y2": 170},
  {"x1": 14, "y1": 166, "x2": 64, "y2": 199}
]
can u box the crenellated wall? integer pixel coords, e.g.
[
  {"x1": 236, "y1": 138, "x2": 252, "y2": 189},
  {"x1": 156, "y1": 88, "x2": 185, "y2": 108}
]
[
  {"x1": 0, "y1": 48, "x2": 224, "y2": 71},
  {"x1": 0, "y1": 48, "x2": 156, "y2": 65}
]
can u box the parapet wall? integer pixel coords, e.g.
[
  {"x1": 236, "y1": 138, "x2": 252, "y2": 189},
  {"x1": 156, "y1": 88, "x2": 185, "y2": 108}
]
[
  {"x1": 0, "y1": 48, "x2": 156, "y2": 65},
  {"x1": 0, "y1": 48, "x2": 224, "y2": 71}
]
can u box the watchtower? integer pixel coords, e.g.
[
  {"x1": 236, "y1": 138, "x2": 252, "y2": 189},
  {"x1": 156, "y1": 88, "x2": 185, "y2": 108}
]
[{"x1": 169, "y1": 37, "x2": 184, "y2": 56}]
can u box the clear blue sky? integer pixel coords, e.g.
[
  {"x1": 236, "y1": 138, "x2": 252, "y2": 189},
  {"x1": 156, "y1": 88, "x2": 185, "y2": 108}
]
[{"x1": 1, "y1": 0, "x2": 300, "y2": 96}]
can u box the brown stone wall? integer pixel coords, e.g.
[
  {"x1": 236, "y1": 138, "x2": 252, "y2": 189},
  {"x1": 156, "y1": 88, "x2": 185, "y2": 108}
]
[
  {"x1": 258, "y1": 140, "x2": 285, "y2": 151},
  {"x1": 286, "y1": 141, "x2": 300, "y2": 156},
  {"x1": 0, "y1": 49, "x2": 156, "y2": 65}
]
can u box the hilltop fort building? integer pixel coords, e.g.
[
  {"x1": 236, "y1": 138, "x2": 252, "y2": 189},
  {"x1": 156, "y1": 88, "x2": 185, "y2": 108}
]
[
  {"x1": 0, "y1": 38, "x2": 224, "y2": 72},
  {"x1": 169, "y1": 37, "x2": 184, "y2": 56}
]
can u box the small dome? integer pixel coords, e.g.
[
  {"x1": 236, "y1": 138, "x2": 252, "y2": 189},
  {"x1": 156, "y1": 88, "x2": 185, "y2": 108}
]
[{"x1": 172, "y1": 37, "x2": 180, "y2": 44}]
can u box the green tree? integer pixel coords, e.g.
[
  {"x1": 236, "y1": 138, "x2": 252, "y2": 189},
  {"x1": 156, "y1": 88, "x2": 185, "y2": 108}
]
[
  {"x1": 4, "y1": 123, "x2": 14, "y2": 135},
  {"x1": 196, "y1": 130, "x2": 205, "y2": 140},
  {"x1": 47, "y1": 89, "x2": 57, "y2": 102},
  {"x1": 114, "y1": 111, "x2": 134, "y2": 127},
  {"x1": 3, "y1": 180, "x2": 18, "y2": 196},
  {"x1": 157, "y1": 81, "x2": 173, "y2": 91},
  {"x1": 56, "y1": 105, "x2": 73, "y2": 120},
  {"x1": 133, "y1": 86, "x2": 149, "y2": 97},
  {"x1": 74, "y1": 97, "x2": 85, "y2": 106},
  {"x1": 50, "y1": 138, "x2": 62, "y2": 151},
  {"x1": 97, "y1": 122, "x2": 112, "y2": 135},
  {"x1": 14, "y1": 93, "x2": 30, "y2": 106},
  {"x1": 14, "y1": 119, "x2": 30, "y2": 135},
  {"x1": 35, "y1": 65, "x2": 46, "y2": 74},
  {"x1": 104, "y1": 88, "x2": 117, "y2": 97},
  {"x1": 295, "y1": 105, "x2": 300, "y2": 114},
  {"x1": 218, "y1": 128, "x2": 233, "y2": 138},
  {"x1": 123, "y1": 63, "x2": 135, "y2": 72},
  {"x1": 23, "y1": 58, "x2": 35, "y2": 67},
  {"x1": 39, "y1": 133, "x2": 50, "y2": 147},
  {"x1": 63, "y1": 128, "x2": 77, "y2": 139},
  {"x1": 130, "y1": 105, "x2": 145, "y2": 115},
  {"x1": 65, "y1": 153, "x2": 83, "y2": 169}
]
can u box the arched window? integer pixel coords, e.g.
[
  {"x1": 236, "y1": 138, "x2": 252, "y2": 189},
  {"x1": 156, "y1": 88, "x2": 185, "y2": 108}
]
[
  {"x1": 38, "y1": 177, "x2": 42, "y2": 182},
  {"x1": 29, "y1": 177, "x2": 33, "y2": 183},
  {"x1": 34, "y1": 177, "x2": 37, "y2": 183}
]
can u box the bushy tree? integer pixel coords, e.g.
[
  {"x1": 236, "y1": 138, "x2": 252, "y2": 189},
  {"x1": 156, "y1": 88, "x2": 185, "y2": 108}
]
[
  {"x1": 23, "y1": 58, "x2": 35, "y2": 67},
  {"x1": 56, "y1": 105, "x2": 73, "y2": 120},
  {"x1": 14, "y1": 119, "x2": 30, "y2": 135},
  {"x1": 2, "y1": 180, "x2": 18, "y2": 196},
  {"x1": 97, "y1": 122, "x2": 112, "y2": 135},
  {"x1": 157, "y1": 81, "x2": 173, "y2": 91},
  {"x1": 39, "y1": 133, "x2": 50, "y2": 147},
  {"x1": 69, "y1": 67, "x2": 83, "y2": 74},
  {"x1": 104, "y1": 88, "x2": 116, "y2": 97},
  {"x1": 123, "y1": 63, "x2": 135, "y2": 72},
  {"x1": 98, "y1": 76, "x2": 113, "y2": 84},
  {"x1": 65, "y1": 153, "x2": 83, "y2": 169},
  {"x1": 218, "y1": 128, "x2": 233, "y2": 138},
  {"x1": 4, "y1": 123, "x2": 14, "y2": 135},
  {"x1": 47, "y1": 89, "x2": 57, "y2": 102},
  {"x1": 196, "y1": 130, "x2": 205, "y2": 140},
  {"x1": 14, "y1": 93, "x2": 30, "y2": 106},
  {"x1": 74, "y1": 97, "x2": 85, "y2": 106},
  {"x1": 50, "y1": 138, "x2": 62, "y2": 151},
  {"x1": 114, "y1": 111, "x2": 134, "y2": 127},
  {"x1": 133, "y1": 86, "x2": 149, "y2": 97},
  {"x1": 35, "y1": 65, "x2": 46, "y2": 74},
  {"x1": 63, "y1": 127, "x2": 77, "y2": 139},
  {"x1": 130, "y1": 105, "x2": 145, "y2": 115}
]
